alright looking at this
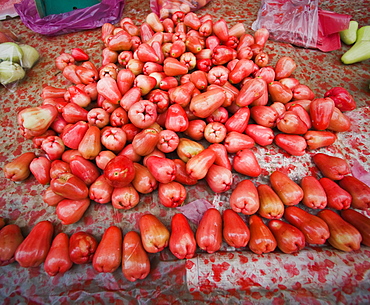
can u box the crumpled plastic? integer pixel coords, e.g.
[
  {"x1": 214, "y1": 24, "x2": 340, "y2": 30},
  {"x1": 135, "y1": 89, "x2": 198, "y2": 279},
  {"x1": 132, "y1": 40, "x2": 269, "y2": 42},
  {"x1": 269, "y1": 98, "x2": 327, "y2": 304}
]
[
  {"x1": 252, "y1": 0, "x2": 351, "y2": 52},
  {"x1": 150, "y1": 0, "x2": 212, "y2": 19},
  {"x1": 14, "y1": 0, "x2": 125, "y2": 36}
]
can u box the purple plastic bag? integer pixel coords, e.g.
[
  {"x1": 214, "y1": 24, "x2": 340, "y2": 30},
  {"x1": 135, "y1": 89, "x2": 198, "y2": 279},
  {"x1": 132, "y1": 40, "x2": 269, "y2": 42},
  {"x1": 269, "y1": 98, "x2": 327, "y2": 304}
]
[{"x1": 14, "y1": 0, "x2": 125, "y2": 36}]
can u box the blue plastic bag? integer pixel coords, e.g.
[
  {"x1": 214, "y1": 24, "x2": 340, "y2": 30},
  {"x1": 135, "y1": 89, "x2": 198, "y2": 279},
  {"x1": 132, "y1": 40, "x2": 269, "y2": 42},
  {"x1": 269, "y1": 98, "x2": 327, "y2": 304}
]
[{"x1": 14, "y1": 0, "x2": 125, "y2": 36}]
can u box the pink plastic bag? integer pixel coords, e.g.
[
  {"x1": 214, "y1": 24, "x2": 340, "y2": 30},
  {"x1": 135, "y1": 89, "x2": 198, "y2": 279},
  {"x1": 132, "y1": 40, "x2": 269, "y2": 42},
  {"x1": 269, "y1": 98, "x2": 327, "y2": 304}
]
[
  {"x1": 252, "y1": 0, "x2": 351, "y2": 52},
  {"x1": 14, "y1": 0, "x2": 125, "y2": 36},
  {"x1": 150, "y1": 0, "x2": 212, "y2": 19}
]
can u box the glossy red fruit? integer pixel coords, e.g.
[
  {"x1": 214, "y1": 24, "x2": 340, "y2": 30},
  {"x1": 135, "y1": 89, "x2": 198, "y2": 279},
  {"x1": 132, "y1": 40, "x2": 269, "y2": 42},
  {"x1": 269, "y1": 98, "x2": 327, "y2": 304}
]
[
  {"x1": 310, "y1": 98, "x2": 335, "y2": 131},
  {"x1": 248, "y1": 215, "x2": 277, "y2": 254},
  {"x1": 3, "y1": 152, "x2": 36, "y2": 182},
  {"x1": 270, "y1": 171, "x2": 304, "y2": 206},
  {"x1": 69, "y1": 231, "x2": 98, "y2": 264},
  {"x1": 274, "y1": 133, "x2": 307, "y2": 156},
  {"x1": 317, "y1": 209, "x2": 362, "y2": 252},
  {"x1": 284, "y1": 206, "x2": 330, "y2": 245},
  {"x1": 230, "y1": 179, "x2": 260, "y2": 215},
  {"x1": 93, "y1": 226, "x2": 122, "y2": 273},
  {"x1": 324, "y1": 87, "x2": 356, "y2": 112},
  {"x1": 44, "y1": 233, "x2": 73, "y2": 276},
  {"x1": 233, "y1": 149, "x2": 261, "y2": 177},
  {"x1": 122, "y1": 231, "x2": 150, "y2": 282},
  {"x1": 139, "y1": 214, "x2": 170, "y2": 253},
  {"x1": 104, "y1": 155, "x2": 136, "y2": 188},
  {"x1": 146, "y1": 156, "x2": 176, "y2": 184},
  {"x1": 169, "y1": 213, "x2": 197, "y2": 259},
  {"x1": 300, "y1": 176, "x2": 327, "y2": 209},
  {"x1": 205, "y1": 164, "x2": 233, "y2": 193},
  {"x1": 15, "y1": 221, "x2": 54, "y2": 268},
  {"x1": 339, "y1": 176, "x2": 370, "y2": 210},
  {"x1": 274, "y1": 56, "x2": 297, "y2": 80},
  {"x1": 158, "y1": 181, "x2": 186, "y2": 208},
  {"x1": 312, "y1": 153, "x2": 351, "y2": 180},
  {"x1": 319, "y1": 177, "x2": 352, "y2": 210},
  {"x1": 268, "y1": 220, "x2": 305, "y2": 254},
  {"x1": 304, "y1": 130, "x2": 337, "y2": 150},
  {"x1": 341, "y1": 209, "x2": 370, "y2": 246},
  {"x1": 50, "y1": 173, "x2": 89, "y2": 200},
  {"x1": 0, "y1": 224, "x2": 24, "y2": 266},
  {"x1": 196, "y1": 208, "x2": 223, "y2": 254},
  {"x1": 257, "y1": 184, "x2": 285, "y2": 219},
  {"x1": 222, "y1": 209, "x2": 250, "y2": 248}
]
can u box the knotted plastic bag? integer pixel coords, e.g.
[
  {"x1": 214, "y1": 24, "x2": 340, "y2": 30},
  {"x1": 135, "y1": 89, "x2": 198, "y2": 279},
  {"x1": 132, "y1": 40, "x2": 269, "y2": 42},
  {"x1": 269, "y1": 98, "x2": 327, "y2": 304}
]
[{"x1": 14, "y1": 0, "x2": 125, "y2": 36}]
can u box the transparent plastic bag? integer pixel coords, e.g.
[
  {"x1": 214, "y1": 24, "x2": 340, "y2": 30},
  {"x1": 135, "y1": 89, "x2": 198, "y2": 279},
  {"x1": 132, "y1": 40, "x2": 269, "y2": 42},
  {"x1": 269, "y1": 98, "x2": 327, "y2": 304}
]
[
  {"x1": 150, "y1": 0, "x2": 212, "y2": 19},
  {"x1": 14, "y1": 0, "x2": 125, "y2": 36},
  {"x1": 252, "y1": 0, "x2": 320, "y2": 49}
]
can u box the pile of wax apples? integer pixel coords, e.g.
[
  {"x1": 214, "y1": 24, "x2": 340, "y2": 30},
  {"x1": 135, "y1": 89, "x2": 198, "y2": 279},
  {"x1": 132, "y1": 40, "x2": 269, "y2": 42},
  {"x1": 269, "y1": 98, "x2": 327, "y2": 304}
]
[{"x1": 1, "y1": 11, "x2": 370, "y2": 279}]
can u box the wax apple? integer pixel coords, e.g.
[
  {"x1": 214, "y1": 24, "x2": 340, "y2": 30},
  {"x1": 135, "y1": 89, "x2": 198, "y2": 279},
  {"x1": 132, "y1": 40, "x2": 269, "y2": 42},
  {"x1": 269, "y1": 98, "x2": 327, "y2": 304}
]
[
  {"x1": 341, "y1": 209, "x2": 370, "y2": 246},
  {"x1": 44, "y1": 233, "x2": 73, "y2": 276},
  {"x1": 15, "y1": 220, "x2": 54, "y2": 268},
  {"x1": 312, "y1": 153, "x2": 351, "y2": 180},
  {"x1": 93, "y1": 226, "x2": 122, "y2": 273},
  {"x1": 89, "y1": 175, "x2": 114, "y2": 204},
  {"x1": 139, "y1": 213, "x2": 170, "y2": 253},
  {"x1": 317, "y1": 209, "x2": 362, "y2": 252},
  {"x1": 304, "y1": 130, "x2": 337, "y2": 150},
  {"x1": 284, "y1": 206, "x2": 330, "y2": 245},
  {"x1": 268, "y1": 220, "x2": 305, "y2": 254},
  {"x1": 122, "y1": 231, "x2": 150, "y2": 282},
  {"x1": 0, "y1": 224, "x2": 24, "y2": 266},
  {"x1": 233, "y1": 149, "x2": 261, "y2": 177},
  {"x1": 131, "y1": 163, "x2": 158, "y2": 194},
  {"x1": 50, "y1": 172, "x2": 89, "y2": 200},
  {"x1": 208, "y1": 143, "x2": 232, "y2": 171},
  {"x1": 222, "y1": 209, "x2": 250, "y2": 248},
  {"x1": 186, "y1": 148, "x2": 216, "y2": 180},
  {"x1": 158, "y1": 181, "x2": 186, "y2": 208},
  {"x1": 69, "y1": 231, "x2": 98, "y2": 264},
  {"x1": 310, "y1": 98, "x2": 335, "y2": 130},
  {"x1": 43, "y1": 187, "x2": 65, "y2": 206},
  {"x1": 300, "y1": 176, "x2": 327, "y2": 209},
  {"x1": 56, "y1": 198, "x2": 90, "y2": 225},
  {"x1": 189, "y1": 88, "x2": 226, "y2": 118},
  {"x1": 146, "y1": 156, "x2": 176, "y2": 183},
  {"x1": 165, "y1": 104, "x2": 189, "y2": 132},
  {"x1": 248, "y1": 215, "x2": 277, "y2": 254},
  {"x1": 270, "y1": 171, "x2": 304, "y2": 206},
  {"x1": 3, "y1": 152, "x2": 36, "y2": 182},
  {"x1": 224, "y1": 131, "x2": 255, "y2": 154},
  {"x1": 61, "y1": 121, "x2": 89, "y2": 149},
  {"x1": 339, "y1": 176, "x2": 370, "y2": 210},
  {"x1": 103, "y1": 155, "x2": 135, "y2": 188},
  {"x1": 196, "y1": 208, "x2": 222, "y2": 254},
  {"x1": 250, "y1": 105, "x2": 278, "y2": 128},
  {"x1": 128, "y1": 100, "x2": 158, "y2": 129},
  {"x1": 229, "y1": 179, "x2": 260, "y2": 215},
  {"x1": 176, "y1": 138, "x2": 204, "y2": 163},
  {"x1": 78, "y1": 125, "x2": 102, "y2": 160},
  {"x1": 245, "y1": 124, "x2": 274, "y2": 146},
  {"x1": 205, "y1": 164, "x2": 233, "y2": 193},
  {"x1": 17, "y1": 104, "x2": 59, "y2": 139},
  {"x1": 324, "y1": 87, "x2": 356, "y2": 111},
  {"x1": 319, "y1": 177, "x2": 352, "y2": 210},
  {"x1": 70, "y1": 155, "x2": 100, "y2": 186},
  {"x1": 274, "y1": 56, "x2": 297, "y2": 80},
  {"x1": 257, "y1": 184, "x2": 285, "y2": 219},
  {"x1": 274, "y1": 134, "x2": 307, "y2": 156}
]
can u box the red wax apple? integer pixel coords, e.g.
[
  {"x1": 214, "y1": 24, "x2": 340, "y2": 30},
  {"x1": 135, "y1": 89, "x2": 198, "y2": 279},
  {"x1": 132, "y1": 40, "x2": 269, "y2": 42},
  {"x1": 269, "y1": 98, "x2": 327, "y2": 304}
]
[
  {"x1": 169, "y1": 213, "x2": 197, "y2": 259},
  {"x1": 93, "y1": 226, "x2": 122, "y2": 273},
  {"x1": 270, "y1": 171, "x2": 304, "y2": 206},
  {"x1": 0, "y1": 224, "x2": 24, "y2": 266},
  {"x1": 257, "y1": 184, "x2": 285, "y2": 219},
  {"x1": 339, "y1": 176, "x2": 370, "y2": 210},
  {"x1": 317, "y1": 209, "x2": 362, "y2": 252},
  {"x1": 319, "y1": 177, "x2": 352, "y2": 210},
  {"x1": 222, "y1": 209, "x2": 250, "y2": 248},
  {"x1": 56, "y1": 198, "x2": 90, "y2": 225},
  {"x1": 312, "y1": 153, "x2": 351, "y2": 180},
  {"x1": 139, "y1": 213, "x2": 170, "y2": 253},
  {"x1": 341, "y1": 209, "x2": 370, "y2": 246},
  {"x1": 300, "y1": 176, "x2": 327, "y2": 209},
  {"x1": 304, "y1": 130, "x2": 337, "y2": 150},
  {"x1": 284, "y1": 206, "x2": 330, "y2": 245},
  {"x1": 274, "y1": 133, "x2": 307, "y2": 156},
  {"x1": 146, "y1": 156, "x2": 176, "y2": 184},
  {"x1": 205, "y1": 164, "x2": 233, "y2": 193},
  {"x1": 232, "y1": 149, "x2": 261, "y2": 177},
  {"x1": 122, "y1": 231, "x2": 150, "y2": 282},
  {"x1": 69, "y1": 231, "x2": 98, "y2": 264},
  {"x1": 248, "y1": 215, "x2": 277, "y2": 254},
  {"x1": 158, "y1": 181, "x2": 186, "y2": 208},
  {"x1": 245, "y1": 124, "x2": 274, "y2": 146},
  {"x1": 111, "y1": 184, "x2": 140, "y2": 210},
  {"x1": 268, "y1": 219, "x2": 305, "y2": 254},
  {"x1": 3, "y1": 152, "x2": 36, "y2": 181},
  {"x1": 89, "y1": 175, "x2": 114, "y2": 204},
  {"x1": 196, "y1": 208, "x2": 223, "y2": 254},
  {"x1": 186, "y1": 148, "x2": 216, "y2": 180},
  {"x1": 15, "y1": 220, "x2": 54, "y2": 268},
  {"x1": 104, "y1": 155, "x2": 136, "y2": 188},
  {"x1": 230, "y1": 179, "x2": 260, "y2": 215},
  {"x1": 44, "y1": 233, "x2": 73, "y2": 276},
  {"x1": 51, "y1": 173, "x2": 89, "y2": 200}
]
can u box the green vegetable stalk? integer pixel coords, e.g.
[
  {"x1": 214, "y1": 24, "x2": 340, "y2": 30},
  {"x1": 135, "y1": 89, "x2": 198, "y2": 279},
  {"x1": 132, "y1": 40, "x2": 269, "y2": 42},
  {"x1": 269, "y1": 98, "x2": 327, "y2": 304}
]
[{"x1": 340, "y1": 20, "x2": 358, "y2": 45}]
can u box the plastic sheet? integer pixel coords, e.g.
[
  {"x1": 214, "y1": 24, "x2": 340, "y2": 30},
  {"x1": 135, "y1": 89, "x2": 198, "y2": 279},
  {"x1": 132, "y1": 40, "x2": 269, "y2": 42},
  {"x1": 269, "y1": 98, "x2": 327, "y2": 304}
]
[
  {"x1": 150, "y1": 0, "x2": 212, "y2": 19},
  {"x1": 14, "y1": 0, "x2": 125, "y2": 36},
  {"x1": 252, "y1": 0, "x2": 351, "y2": 52}
]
